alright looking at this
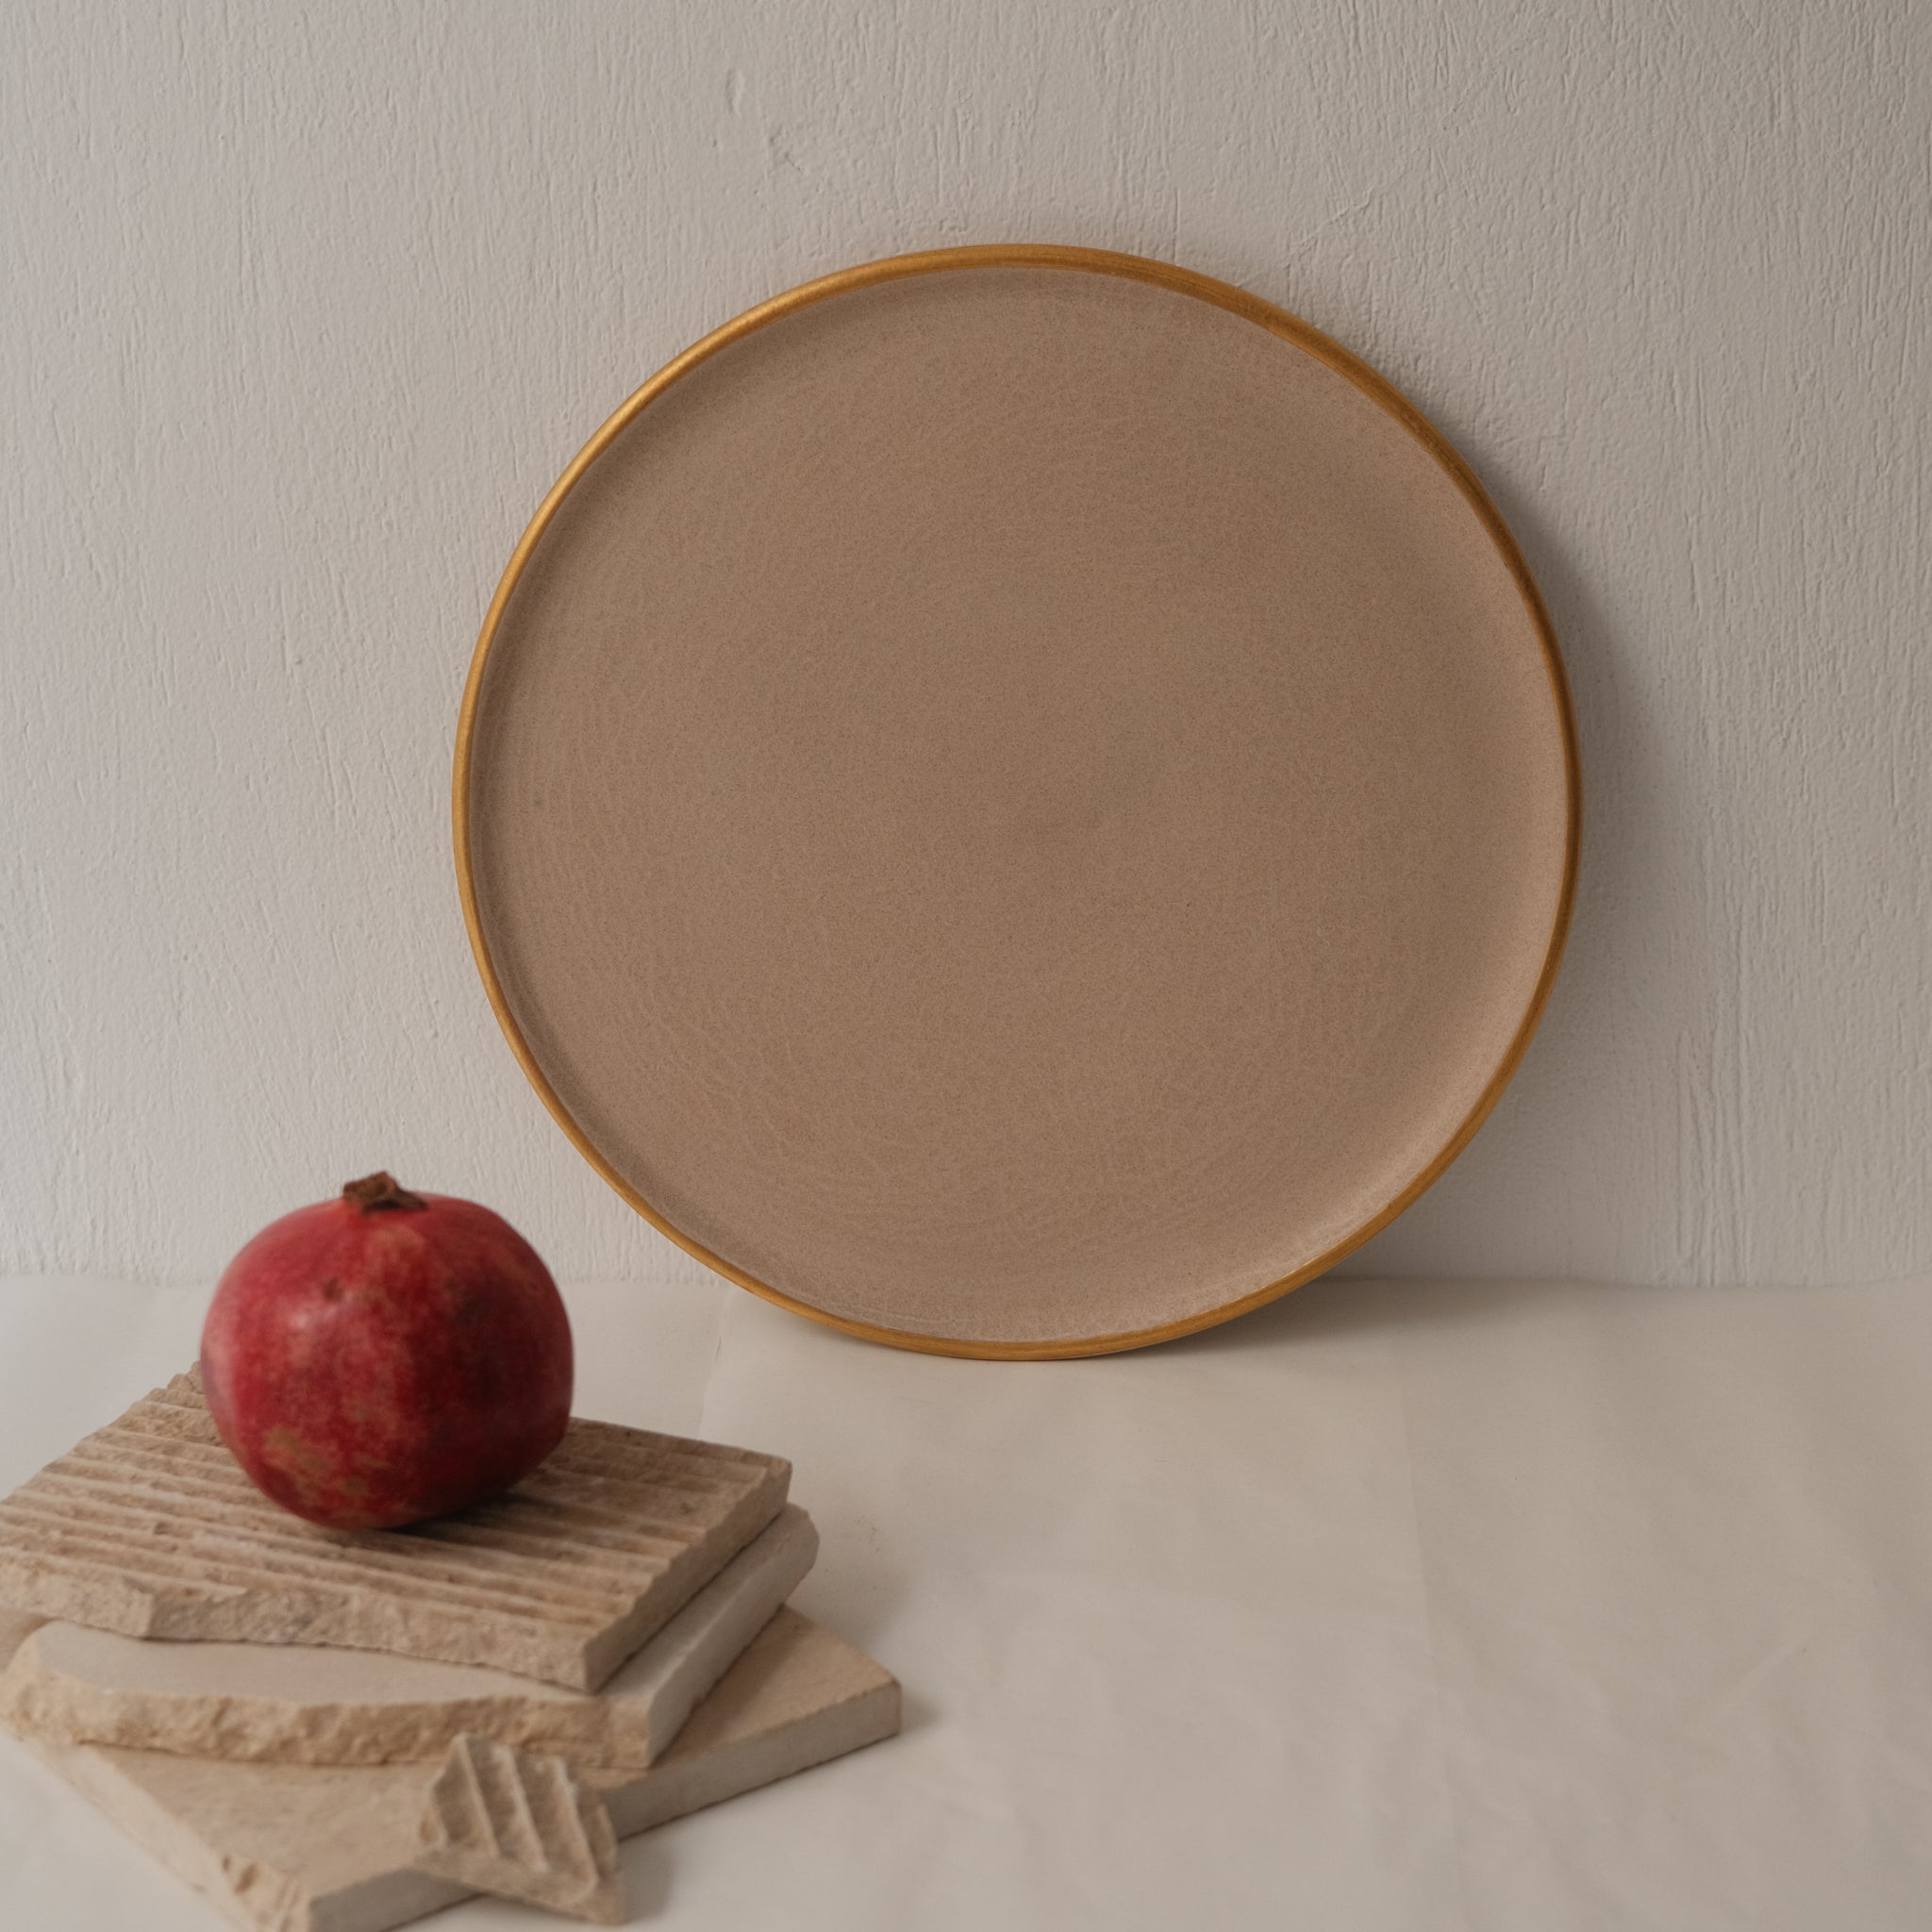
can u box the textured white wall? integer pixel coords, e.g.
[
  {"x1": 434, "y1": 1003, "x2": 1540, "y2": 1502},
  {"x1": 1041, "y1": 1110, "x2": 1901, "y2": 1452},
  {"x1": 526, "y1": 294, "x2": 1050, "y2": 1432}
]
[{"x1": 3, "y1": 1, "x2": 1927, "y2": 1288}]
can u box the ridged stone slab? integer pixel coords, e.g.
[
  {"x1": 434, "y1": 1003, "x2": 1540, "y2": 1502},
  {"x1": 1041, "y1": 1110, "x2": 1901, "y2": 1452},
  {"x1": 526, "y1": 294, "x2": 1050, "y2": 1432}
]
[
  {"x1": 0, "y1": 1373, "x2": 789, "y2": 1690},
  {"x1": 15, "y1": 1607, "x2": 902, "y2": 1932},
  {"x1": 0, "y1": 1506, "x2": 817, "y2": 1768},
  {"x1": 417, "y1": 1735, "x2": 623, "y2": 1924}
]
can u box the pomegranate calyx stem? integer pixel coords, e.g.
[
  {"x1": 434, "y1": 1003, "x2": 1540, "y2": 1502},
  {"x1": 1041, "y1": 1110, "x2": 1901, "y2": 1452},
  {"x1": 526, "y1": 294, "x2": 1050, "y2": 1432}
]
[{"x1": 341, "y1": 1172, "x2": 428, "y2": 1213}]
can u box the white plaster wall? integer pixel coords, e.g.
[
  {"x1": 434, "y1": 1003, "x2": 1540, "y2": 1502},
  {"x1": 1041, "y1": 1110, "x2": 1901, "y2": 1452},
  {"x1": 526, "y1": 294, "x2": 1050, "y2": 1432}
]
[{"x1": 3, "y1": 1, "x2": 1927, "y2": 1287}]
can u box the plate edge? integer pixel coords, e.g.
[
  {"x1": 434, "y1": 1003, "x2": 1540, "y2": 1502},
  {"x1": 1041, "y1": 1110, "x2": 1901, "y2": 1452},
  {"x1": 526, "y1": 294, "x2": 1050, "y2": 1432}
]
[{"x1": 450, "y1": 242, "x2": 1583, "y2": 1361}]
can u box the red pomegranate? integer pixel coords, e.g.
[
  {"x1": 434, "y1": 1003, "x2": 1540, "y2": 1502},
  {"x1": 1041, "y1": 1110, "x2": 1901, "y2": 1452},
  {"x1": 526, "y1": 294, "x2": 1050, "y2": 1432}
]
[{"x1": 200, "y1": 1174, "x2": 573, "y2": 1530}]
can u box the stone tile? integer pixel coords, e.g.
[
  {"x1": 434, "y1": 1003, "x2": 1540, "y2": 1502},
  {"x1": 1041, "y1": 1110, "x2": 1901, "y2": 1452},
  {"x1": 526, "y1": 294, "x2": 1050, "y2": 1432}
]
[
  {"x1": 0, "y1": 1506, "x2": 816, "y2": 1769},
  {"x1": 25, "y1": 1608, "x2": 900, "y2": 1932},
  {"x1": 0, "y1": 1372, "x2": 790, "y2": 1690}
]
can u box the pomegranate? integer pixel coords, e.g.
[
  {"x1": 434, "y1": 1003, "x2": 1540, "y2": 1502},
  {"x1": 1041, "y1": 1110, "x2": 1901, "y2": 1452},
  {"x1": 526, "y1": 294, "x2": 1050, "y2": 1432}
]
[{"x1": 200, "y1": 1173, "x2": 573, "y2": 1530}]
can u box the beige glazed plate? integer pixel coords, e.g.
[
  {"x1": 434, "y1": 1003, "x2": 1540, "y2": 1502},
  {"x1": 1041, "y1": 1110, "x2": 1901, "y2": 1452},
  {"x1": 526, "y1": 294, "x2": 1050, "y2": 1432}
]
[{"x1": 457, "y1": 246, "x2": 1578, "y2": 1359}]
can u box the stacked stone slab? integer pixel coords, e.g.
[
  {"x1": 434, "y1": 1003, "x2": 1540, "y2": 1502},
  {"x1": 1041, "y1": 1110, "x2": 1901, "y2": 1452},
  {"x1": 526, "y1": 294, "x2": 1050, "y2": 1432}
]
[{"x1": 0, "y1": 1375, "x2": 901, "y2": 1930}]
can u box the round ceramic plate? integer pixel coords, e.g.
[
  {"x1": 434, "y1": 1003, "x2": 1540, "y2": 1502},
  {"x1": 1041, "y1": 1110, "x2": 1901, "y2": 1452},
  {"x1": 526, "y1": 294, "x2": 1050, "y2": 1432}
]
[{"x1": 457, "y1": 246, "x2": 1578, "y2": 1359}]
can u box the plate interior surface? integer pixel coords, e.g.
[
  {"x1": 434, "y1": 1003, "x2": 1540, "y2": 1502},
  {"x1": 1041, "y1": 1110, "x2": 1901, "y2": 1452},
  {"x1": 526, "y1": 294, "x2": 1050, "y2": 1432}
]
[{"x1": 462, "y1": 254, "x2": 1575, "y2": 1355}]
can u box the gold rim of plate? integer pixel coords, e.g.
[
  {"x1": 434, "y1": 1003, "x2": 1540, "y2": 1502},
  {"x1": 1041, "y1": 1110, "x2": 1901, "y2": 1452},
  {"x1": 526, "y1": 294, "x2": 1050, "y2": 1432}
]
[{"x1": 452, "y1": 242, "x2": 1583, "y2": 1361}]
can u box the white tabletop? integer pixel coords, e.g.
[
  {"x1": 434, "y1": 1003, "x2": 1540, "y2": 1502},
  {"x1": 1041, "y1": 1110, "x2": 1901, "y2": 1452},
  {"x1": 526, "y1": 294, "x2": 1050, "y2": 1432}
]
[{"x1": 2, "y1": 1269, "x2": 1927, "y2": 1930}]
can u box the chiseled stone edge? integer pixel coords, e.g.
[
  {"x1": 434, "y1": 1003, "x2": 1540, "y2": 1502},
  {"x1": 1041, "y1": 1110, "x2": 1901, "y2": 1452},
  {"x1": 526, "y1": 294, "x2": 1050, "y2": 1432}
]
[{"x1": 0, "y1": 1507, "x2": 817, "y2": 1770}]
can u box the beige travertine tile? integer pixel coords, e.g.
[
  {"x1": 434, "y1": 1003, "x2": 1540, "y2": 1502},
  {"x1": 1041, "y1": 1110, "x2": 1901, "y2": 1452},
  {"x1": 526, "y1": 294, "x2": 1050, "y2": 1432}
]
[
  {"x1": 0, "y1": 1373, "x2": 789, "y2": 1690},
  {"x1": 416, "y1": 1735, "x2": 623, "y2": 1924},
  {"x1": 0, "y1": 1506, "x2": 816, "y2": 1768},
  {"x1": 25, "y1": 1608, "x2": 900, "y2": 1932}
]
